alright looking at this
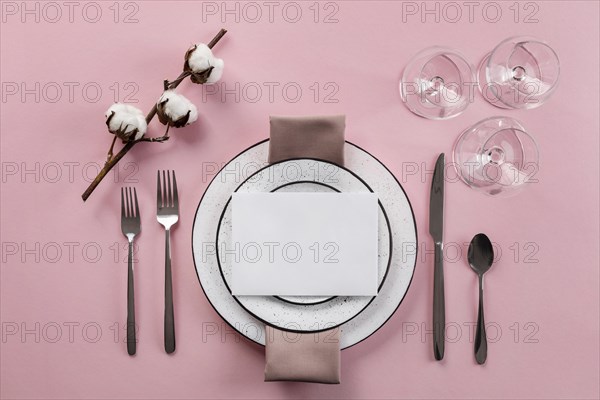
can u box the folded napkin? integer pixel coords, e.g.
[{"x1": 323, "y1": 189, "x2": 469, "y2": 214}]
[
  {"x1": 264, "y1": 115, "x2": 345, "y2": 384},
  {"x1": 265, "y1": 326, "x2": 340, "y2": 384},
  {"x1": 268, "y1": 115, "x2": 345, "y2": 166}
]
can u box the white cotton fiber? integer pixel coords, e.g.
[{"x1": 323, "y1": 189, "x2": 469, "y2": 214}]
[
  {"x1": 105, "y1": 103, "x2": 147, "y2": 140},
  {"x1": 157, "y1": 90, "x2": 198, "y2": 125},
  {"x1": 186, "y1": 43, "x2": 224, "y2": 84}
]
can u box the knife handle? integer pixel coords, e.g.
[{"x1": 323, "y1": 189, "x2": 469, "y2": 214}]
[{"x1": 433, "y1": 242, "x2": 445, "y2": 360}]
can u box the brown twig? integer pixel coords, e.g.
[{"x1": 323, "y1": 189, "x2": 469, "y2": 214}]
[
  {"x1": 81, "y1": 28, "x2": 227, "y2": 202},
  {"x1": 207, "y1": 28, "x2": 227, "y2": 48}
]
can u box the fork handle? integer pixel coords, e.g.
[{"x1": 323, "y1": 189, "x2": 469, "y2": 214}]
[
  {"x1": 164, "y1": 228, "x2": 176, "y2": 354},
  {"x1": 127, "y1": 240, "x2": 136, "y2": 356}
]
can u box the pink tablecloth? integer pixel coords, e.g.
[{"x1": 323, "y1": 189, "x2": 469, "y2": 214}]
[{"x1": 1, "y1": 1, "x2": 598, "y2": 399}]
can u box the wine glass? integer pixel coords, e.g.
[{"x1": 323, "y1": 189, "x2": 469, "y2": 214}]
[
  {"x1": 400, "y1": 47, "x2": 475, "y2": 120},
  {"x1": 453, "y1": 116, "x2": 539, "y2": 196},
  {"x1": 478, "y1": 36, "x2": 560, "y2": 109}
]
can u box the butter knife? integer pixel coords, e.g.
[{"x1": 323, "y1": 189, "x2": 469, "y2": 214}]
[{"x1": 430, "y1": 153, "x2": 445, "y2": 360}]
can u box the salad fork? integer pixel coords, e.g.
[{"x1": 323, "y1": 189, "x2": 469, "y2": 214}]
[
  {"x1": 157, "y1": 170, "x2": 179, "y2": 354},
  {"x1": 121, "y1": 187, "x2": 140, "y2": 356}
]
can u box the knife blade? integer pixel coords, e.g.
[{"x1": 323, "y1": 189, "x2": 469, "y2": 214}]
[{"x1": 430, "y1": 153, "x2": 445, "y2": 360}]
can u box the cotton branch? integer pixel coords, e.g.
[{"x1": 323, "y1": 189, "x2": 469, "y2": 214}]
[{"x1": 81, "y1": 28, "x2": 227, "y2": 202}]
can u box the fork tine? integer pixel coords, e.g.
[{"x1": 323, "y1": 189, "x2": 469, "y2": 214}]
[
  {"x1": 172, "y1": 171, "x2": 179, "y2": 208},
  {"x1": 124, "y1": 187, "x2": 129, "y2": 217},
  {"x1": 125, "y1": 187, "x2": 131, "y2": 218},
  {"x1": 157, "y1": 170, "x2": 162, "y2": 208},
  {"x1": 167, "y1": 170, "x2": 173, "y2": 207},
  {"x1": 121, "y1": 187, "x2": 126, "y2": 219},
  {"x1": 134, "y1": 187, "x2": 140, "y2": 219},
  {"x1": 130, "y1": 187, "x2": 135, "y2": 218},
  {"x1": 162, "y1": 170, "x2": 167, "y2": 208},
  {"x1": 127, "y1": 187, "x2": 133, "y2": 218}
]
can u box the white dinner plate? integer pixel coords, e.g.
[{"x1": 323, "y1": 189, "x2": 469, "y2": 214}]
[
  {"x1": 216, "y1": 159, "x2": 392, "y2": 332},
  {"x1": 192, "y1": 140, "x2": 417, "y2": 349}
]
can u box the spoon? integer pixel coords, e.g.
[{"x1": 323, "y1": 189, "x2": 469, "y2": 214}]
[{"x1": 467, "y1": 233, "x2": 494, "y2": 364}]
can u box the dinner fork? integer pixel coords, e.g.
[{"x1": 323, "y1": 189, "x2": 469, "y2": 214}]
[
  {"x1": 157, "y1": 170, "x2": 179, "y2": 354},
  {"x1": 121, "y1": 187, "x2": 140, "y2": 356}
]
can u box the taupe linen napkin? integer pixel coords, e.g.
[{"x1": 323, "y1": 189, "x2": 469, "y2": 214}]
[
  {"x1": 265, "y1": 326, "x2": 340, "y2": 384},
  {"x1": 268, "y1": 115, "x2": 345, "y2": 166},
  {"x1": 264, "y1": 115, "x2": 345, "y2": 384}
]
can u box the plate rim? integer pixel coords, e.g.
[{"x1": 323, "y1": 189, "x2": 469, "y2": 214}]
[{"x1": 191, "y1": 139, "x2": 419, "y2": 350}]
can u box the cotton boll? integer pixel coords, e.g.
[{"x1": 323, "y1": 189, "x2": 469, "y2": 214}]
[
  {"x1": 205, "y1": 58, "x2": 224, "y2": 84},
  {"x1": 184, "y1": 43, "x2": 225, "y2": 84},
  {"x1": 156, "y1": 90, "x2": 198, "y2": 128},
  {"x1": 186, "y1": 103, "x2": 199, "y2": 124},
  {"x1": 105, "y1": 103, "x2": 147, "y2": 141},
  {"x1": 186, "y1": 43, "x2": 214, "y2": 72},
  {"x1": 158, "y1": 91, "x2": 196, "y2": 121}
]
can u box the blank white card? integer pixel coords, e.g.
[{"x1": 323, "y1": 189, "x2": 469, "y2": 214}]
[{"x1": 231, "y1": 193, "x2": 378, "y2": 296}]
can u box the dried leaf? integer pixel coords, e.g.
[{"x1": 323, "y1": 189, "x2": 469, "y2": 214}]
[
  {"x1": 183, "y1": 44, "x2": 197, "y2": 73},
  {"x1": 156, "y1": 98, "x2": 170, "y2": 125},
  {"x1": 172, "y1": 110, "x2": 191, "y2": 128},
  {"x1": 190, "y1": 66, "x2": 214, "y2": 84},
  {"x1": 105, "y1": 110, "x2": 115, "y2": 128}
]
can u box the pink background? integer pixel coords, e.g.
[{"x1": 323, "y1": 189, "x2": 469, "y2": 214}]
[{"x1": 1, "y1": 1, "x2": 599, "y2": 399}]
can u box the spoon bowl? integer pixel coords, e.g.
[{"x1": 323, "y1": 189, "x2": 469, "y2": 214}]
[{"x1": 468, "y1": 233, "x2": 494, "y2": 275}]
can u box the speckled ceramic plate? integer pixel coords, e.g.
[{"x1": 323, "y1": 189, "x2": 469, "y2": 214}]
[
  {"x1": 192, "y1": 140, "x2": 417, "y2": 349},
  {"x1": 215, "y1": 159, "x2": 392, "y2": 332}
]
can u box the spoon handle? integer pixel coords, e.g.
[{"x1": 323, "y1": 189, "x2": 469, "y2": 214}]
[{"x1": 475, "y1": 274, "x2": 487, "y2": 364}]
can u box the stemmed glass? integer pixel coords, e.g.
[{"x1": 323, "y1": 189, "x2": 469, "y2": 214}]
[
  {"x1": 400, "y1": 47, "x2": 475, "y2": 120},
  {"x1": 478, "y1": 36, "x2": 560, "y2": 109},
  {"x1": 453, "y1": 116, "x2": 539, "y2": 196}
]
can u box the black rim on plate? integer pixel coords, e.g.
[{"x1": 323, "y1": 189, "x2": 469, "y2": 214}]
[
  {"x1": 217, "y1": 178, "x2": 392, "y2": 307},
  {"x1": 214, "y1": 158, "x2": 393, "y2": 334},
  {"x1": 220, "y1": 179, "x2": 393, "y2": 307},
  {"x1": 271, "y1": 181, "x2": 339, "y2": 306},
  {"x1": 191, "y1": 139, "x2": 418, "y2": 349}
]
